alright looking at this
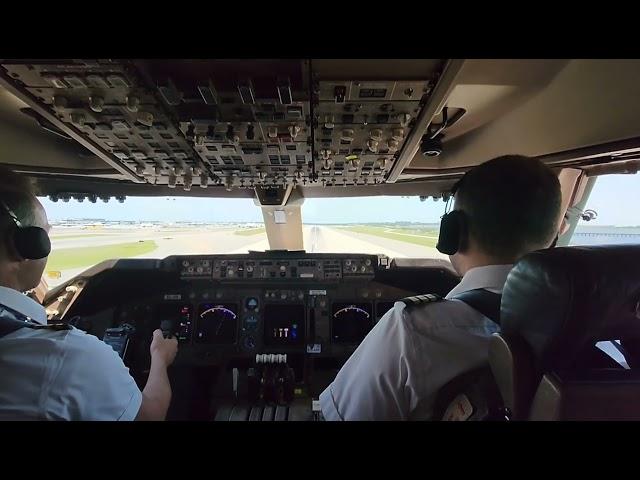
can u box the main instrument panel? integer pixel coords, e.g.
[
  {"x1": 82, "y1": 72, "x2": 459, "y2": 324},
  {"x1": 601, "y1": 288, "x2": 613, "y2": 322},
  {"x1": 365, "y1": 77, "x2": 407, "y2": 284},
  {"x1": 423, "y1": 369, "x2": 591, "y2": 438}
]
[
  {"x1": 110, "y1": 254, "x2": 408, "y2": 363},
  {"x1": 45, "y1": 252, "x2": 459, "y2": 420}
]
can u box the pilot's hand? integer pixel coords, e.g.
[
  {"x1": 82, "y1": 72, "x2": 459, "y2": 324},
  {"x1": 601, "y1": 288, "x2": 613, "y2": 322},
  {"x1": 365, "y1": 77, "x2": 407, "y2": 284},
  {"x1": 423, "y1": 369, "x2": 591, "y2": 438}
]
[{"x1": 150, "y1": 329, "x2": 178, "y2": 368}]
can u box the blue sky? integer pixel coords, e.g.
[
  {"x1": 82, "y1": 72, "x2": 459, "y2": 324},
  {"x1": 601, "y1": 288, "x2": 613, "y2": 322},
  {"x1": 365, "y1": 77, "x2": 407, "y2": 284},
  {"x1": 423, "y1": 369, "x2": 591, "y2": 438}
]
[
  {"x1": 577, "y1": 174, "x2": 640, "y2": 226},
  {"x1": 39, "y1": 174, "x2": 639, "y2": 226},
  {"x1": 39, "y1": 195, "x2": 445, "y2": 224}
]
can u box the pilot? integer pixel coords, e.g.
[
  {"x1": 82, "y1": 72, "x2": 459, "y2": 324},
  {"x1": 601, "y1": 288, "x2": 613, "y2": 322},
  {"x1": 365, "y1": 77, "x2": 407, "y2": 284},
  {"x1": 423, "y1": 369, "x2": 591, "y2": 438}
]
[
  {"x1": 0, "y1": 165, "x2": 178, "y2": 420},
  {"x1": 319, "y1": 155, "x2": 563, "y2": 420}
]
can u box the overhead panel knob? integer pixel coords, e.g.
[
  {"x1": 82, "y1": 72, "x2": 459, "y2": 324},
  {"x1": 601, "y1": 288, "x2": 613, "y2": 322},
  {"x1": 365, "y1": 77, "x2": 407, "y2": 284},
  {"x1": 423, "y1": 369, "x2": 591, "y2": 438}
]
[
  {"x1": 126, "y1": 96, "x2": 140, "y2": 113},
  {"x1": 226, "y1": 125, "x2": 239, "y2": 143},
  {"x1": 89, "y1": 96, "x2": 104, "y2": 113},
  {"x1": 168, "y1": 172, "x2": 177, "y2": 188},
  {"x1": 183, "y1": 172, "x2": 193, "y2": 191},
  {"x1": 246, "y1": 124, "x2": 255, "y2": 140},
  {"x1": 391, "y1": 128, "x2": 405, "y2": 141},
  {"x1": 340, "y1": 129, "x2": 355, "y2": 142},
  {"x1": 288, "y1": 125, "x2": 301, "y2": 139},
  {"x1": 137, "y1": 111, "x2": 154, "y2": 127},
  {"x1": 324, "y1": 115, "x2": 335, "y2": 129},
  {"x1": 200, "y1": 173, "x2": 209, "y2": 188},
  {"x1": 369, "y1": 129, "x2": 383, "y2": 141}
]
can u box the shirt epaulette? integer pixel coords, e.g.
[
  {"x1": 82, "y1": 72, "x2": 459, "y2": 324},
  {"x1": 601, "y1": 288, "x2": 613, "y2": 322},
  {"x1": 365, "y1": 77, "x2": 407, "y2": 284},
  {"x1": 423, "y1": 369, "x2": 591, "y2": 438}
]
[{"x1": 398, "y1": 293, "x2": 443, "y2": 309}]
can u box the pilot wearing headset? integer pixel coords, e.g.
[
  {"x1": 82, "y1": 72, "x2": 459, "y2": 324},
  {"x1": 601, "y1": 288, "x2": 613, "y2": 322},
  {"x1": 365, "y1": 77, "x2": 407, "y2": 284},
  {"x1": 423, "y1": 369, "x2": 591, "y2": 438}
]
[
  {"x1": 319, "y1": 155, "x2": 564, "y2": 421},
  {"x1": 0, "y1": 165, "x2": 177, "y2": 420}
]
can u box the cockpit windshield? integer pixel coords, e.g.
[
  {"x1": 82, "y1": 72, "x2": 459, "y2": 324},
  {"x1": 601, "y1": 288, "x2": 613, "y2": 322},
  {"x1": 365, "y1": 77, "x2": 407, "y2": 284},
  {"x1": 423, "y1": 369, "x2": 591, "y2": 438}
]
[{"x1": 40, "y1": 195, "x2": 449, "y2": 288}]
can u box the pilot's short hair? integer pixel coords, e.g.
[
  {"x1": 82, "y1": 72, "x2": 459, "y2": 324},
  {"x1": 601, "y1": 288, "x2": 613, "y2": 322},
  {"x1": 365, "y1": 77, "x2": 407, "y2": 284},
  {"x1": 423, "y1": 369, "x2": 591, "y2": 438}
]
[
  {"x1": 454, "y1": 155, "x2": 562, "y2": 259},
  {"x1": 0, "y1": 164, "x2": 38, "y2": 227}
]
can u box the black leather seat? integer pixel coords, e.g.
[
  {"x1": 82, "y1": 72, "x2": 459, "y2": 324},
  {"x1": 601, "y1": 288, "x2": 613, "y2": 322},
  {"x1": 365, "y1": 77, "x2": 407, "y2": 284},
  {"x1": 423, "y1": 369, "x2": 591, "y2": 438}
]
[
  {"x1": 434, "y1": 245, "x2": 640, "y2": 421},
  {"x1": 491, "y1": 245, "x2": 640, "y2": 420}
]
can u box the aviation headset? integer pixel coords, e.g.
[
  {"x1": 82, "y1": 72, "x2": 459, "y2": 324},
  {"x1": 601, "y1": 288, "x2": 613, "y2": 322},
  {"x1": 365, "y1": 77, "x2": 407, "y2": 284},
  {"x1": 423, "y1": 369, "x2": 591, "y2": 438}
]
[
  {"x1": 0, "y1": 199, "x2": 51, "y2": 260},
  {"x1": 435, "y1": 176, "x2": 468, "y2": 255},
  {"x1": 435, "y1": 171, "x2": 560, "y2": 255}
]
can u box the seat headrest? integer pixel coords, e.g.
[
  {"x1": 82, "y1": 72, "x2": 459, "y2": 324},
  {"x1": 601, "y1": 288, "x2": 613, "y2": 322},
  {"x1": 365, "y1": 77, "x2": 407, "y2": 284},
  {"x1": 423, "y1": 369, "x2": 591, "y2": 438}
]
[{"x1": 500, "y1": 245, "x2": 640, "y2": 371}]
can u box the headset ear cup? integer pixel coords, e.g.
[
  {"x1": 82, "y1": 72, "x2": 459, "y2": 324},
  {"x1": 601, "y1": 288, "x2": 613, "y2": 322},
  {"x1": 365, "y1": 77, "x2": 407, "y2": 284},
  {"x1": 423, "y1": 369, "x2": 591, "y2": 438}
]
[
  {"x1": 436, "y1": 211, "x2": 467, "y2": 255},
  {"x1": 14, "y1": 226, "x2": 51, "y2": 260},
  {"x1": 437, "y1": 212, "x2": 459, "y2": 255}
]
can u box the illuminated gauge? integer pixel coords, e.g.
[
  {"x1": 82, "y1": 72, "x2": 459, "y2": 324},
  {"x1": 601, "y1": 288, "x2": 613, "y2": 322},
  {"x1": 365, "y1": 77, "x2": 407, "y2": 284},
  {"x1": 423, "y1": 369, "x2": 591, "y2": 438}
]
[
  {"x1": 263, "y1": 304, "x2": 305, "y2": 346},
  {"x1": 245, "y1": 297, "x2": 259, "y2": 311},
  {"x1": 331, "y1": 303, "x2": 374, "y2": 344},
  {"x1": 244, "y1": 314, "x2": 259, "y2": 331},
  {"x1": 195, "y1": 303, "x2": 238, "y2": 344}
]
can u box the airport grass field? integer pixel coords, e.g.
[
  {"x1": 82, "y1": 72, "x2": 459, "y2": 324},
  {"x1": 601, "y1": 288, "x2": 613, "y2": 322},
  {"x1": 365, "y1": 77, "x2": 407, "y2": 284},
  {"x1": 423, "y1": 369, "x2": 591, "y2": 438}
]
[
  {"x1": 340, "y1": 225, "x2": 439, "y2": 248},
  {"x1": 49, "y1": 233, "x2": 114, "y2": 240},
  {"x1": 46, "y1": 240, "x2": 158, "y2": 271}
]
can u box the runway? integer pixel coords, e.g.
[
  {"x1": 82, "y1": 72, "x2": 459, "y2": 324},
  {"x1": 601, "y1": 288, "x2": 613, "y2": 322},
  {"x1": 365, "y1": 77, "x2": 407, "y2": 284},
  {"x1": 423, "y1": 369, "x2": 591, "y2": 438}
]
[{"x1": 47, "y1": 225, "x2": 448, "y2": 286}]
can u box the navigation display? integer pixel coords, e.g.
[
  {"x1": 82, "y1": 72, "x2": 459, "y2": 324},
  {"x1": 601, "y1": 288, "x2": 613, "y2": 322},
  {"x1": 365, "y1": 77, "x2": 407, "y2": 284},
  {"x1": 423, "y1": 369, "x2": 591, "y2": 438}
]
[
  {"x1": 332, "y1": 303, "x2": 374, "y2": 344},
  {"x1": 196, "y1": 303, "x2": 238, "y2": 344}
]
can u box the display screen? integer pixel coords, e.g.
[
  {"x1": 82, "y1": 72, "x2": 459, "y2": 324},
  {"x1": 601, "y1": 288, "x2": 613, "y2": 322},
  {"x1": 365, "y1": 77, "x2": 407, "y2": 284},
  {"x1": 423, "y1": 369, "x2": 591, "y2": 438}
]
[
  {"x1": 155, "y1": 303, "x2": 193, "y2": 343},
  {"x1": 195, "y1": 303, "x2": 238, "y2": 344},
  {"x1": 263, "y1": 304, "x2": 305, "y2": 346},
  {"x1": 376, "y1": 301, "x2": 396, "y2": 320},
  {"x1": 332, "y1": 303, "x2": 374, "y2": 344}
]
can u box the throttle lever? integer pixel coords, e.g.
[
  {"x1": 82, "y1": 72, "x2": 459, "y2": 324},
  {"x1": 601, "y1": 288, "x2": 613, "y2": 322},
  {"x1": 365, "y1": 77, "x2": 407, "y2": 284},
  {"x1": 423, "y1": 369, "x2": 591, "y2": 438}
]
[{"x1": 160, "y1": 319, "x2": 175, "y2": 339}]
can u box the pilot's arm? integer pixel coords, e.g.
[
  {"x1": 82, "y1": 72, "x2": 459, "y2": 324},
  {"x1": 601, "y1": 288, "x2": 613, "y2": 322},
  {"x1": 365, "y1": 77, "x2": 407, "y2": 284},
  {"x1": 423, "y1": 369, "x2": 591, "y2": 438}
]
[
  {"x1": 44, "y1": 328, "x2": 177, "y2": 421},
  {"x1": 136, "y1": 329, "x2": 178, "y2": 421},
  {"x1": 319, "y1": 303, "x2": 415, "y2": 420},
  {"x1": 44, "y1": 331, "x2": 145, "y2": 420}
]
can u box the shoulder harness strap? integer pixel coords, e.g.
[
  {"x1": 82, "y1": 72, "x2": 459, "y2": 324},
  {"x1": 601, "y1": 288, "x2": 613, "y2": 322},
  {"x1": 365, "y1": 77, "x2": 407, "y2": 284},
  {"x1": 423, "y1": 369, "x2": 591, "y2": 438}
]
[
  {"x1": 0, "y1": 304, "x2": 72, "y2": 339},
  {"x1": 450, "y1": 288, "x2": 501, "y2": 325}
]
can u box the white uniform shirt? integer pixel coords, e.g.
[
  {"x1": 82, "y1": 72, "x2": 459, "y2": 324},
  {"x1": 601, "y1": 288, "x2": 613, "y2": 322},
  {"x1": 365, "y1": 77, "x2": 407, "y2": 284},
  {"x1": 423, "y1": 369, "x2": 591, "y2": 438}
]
[
  {"x1": 319, "y1": 264, "x2": 513, "y2": 421},
  {"x1": 0, "y1": 286, "x2": 142, "y2": 420}
]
